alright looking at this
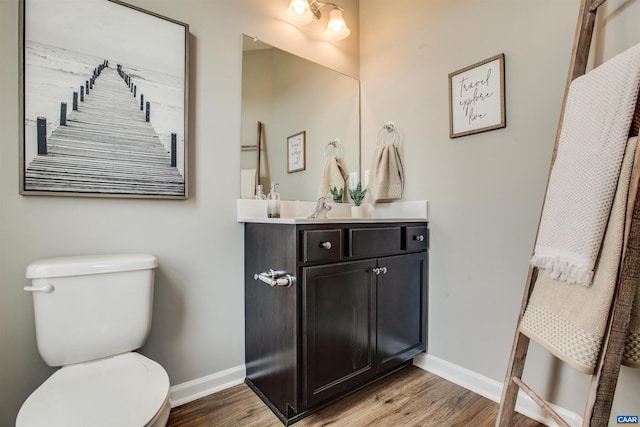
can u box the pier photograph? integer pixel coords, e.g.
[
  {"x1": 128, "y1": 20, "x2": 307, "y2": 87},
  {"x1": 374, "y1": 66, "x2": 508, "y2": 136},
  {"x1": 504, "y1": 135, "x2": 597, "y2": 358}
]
[{"x1": 21, "y1": 0, "x2": 188, "y2": 198}]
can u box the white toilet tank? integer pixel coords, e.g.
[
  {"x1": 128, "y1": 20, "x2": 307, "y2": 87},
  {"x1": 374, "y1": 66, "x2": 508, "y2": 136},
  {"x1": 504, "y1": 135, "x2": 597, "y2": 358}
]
[{"x1": 25, "y1": 254, "x2": 159, "y2": 367}]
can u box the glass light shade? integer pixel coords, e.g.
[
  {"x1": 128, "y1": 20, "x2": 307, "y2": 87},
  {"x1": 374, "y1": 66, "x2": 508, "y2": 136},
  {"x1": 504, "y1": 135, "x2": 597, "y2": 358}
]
[
  {"x1": 287, "y1": 0, "x2": 314, "y2": 25},
  {"x1": 325, "y1": 8, "x2": 350, "y2": 40}
]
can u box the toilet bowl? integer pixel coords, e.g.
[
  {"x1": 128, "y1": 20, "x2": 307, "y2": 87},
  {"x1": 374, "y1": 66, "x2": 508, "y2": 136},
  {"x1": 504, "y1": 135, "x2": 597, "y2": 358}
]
[
  {"x1": 17, "y1": 353, "x2": 170, "y2": 427},
  {"x1": 16, "y1": 254, "x2": 170, "y2": 427}
]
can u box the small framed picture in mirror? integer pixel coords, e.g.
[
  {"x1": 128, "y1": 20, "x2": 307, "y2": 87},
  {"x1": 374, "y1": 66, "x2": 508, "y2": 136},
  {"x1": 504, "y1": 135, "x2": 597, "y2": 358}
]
[{"x1": 287, "y1": 131, "x2": 306, "y2": 173}]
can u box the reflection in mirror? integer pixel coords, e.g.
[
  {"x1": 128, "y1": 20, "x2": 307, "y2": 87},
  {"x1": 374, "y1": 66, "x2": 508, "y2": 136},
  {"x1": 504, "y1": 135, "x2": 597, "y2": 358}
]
[{"x1": 240, "y1": 35, "x2": 360, "y2": 201}]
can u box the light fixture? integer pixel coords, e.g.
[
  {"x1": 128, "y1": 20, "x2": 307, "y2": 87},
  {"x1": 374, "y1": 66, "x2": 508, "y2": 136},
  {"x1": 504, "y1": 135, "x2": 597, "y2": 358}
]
[
  {"x1": 286, "y1": 0, "x2": 314, "y2": 25},
  {"x1": 325, "y1": 6, "x2": 350, "y2": 40},
  {"x1": 286, "y1": 0, "x2": 351, "y2": 41}
]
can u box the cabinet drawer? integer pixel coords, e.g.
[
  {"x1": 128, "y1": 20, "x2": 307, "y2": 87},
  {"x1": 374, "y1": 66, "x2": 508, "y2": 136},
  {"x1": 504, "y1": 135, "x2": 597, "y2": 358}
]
[
  {"x1": 405, "y1": 226, "x2": 428, "y2": 251},
  {"x1": 350, "y1": 227, "x2": 401, "y2": 258},
  {"x1": 303, "y1": 229, "x2": 342, "y2": 263}
]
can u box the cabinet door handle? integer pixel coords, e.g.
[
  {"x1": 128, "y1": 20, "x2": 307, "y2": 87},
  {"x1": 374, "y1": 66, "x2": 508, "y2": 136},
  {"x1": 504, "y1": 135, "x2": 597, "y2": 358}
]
[
  {"x1": 414, "y1": 234, "x2": 424, "y2": 242},
  {"x1": 372, "y1": 267, "x2": 388, "y2": 275},
  {"x1": 320, "y1": 241, "x2": 332, "y2": 250}
]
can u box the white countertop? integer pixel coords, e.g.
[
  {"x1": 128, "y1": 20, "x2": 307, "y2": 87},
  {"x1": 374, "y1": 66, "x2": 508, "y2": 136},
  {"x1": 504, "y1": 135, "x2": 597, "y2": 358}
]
[
  {"x1": 237, "y1": 217, "x2": 428, "y2": 224},
  {"x1": 237, "y1": 199, "x2": 429, "y2": 224}
]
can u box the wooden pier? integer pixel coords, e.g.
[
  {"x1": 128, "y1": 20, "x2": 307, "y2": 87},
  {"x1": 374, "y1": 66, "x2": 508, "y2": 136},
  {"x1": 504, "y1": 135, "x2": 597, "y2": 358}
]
[{"x1": 24, "y1": 65, "x2": 185, "y2": 196}]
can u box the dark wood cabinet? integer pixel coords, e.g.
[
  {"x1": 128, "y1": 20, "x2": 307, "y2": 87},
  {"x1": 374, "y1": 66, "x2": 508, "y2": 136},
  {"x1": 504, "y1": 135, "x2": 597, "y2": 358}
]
[
  {"x1": 244, "y1": 221, "x2": 428, "y2": 425},
  {"x1": 302, "y1": 259, "x2": 376, "y2": 407},
  {"x1": 376, "y1": 252, "x2": 427, "y2": 372}
]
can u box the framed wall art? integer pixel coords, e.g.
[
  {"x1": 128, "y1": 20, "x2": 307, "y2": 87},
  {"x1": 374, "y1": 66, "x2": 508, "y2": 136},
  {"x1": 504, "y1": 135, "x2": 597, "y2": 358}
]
[
  {"x1": 19, "y1": 0, "x2": 189, "y2": 198},
  {"x1": 287, "y1": 131, "x2": 306, "y2": 173},
  {"x1": 448, "y1": 53, "x2": 505, "y2": 139}
]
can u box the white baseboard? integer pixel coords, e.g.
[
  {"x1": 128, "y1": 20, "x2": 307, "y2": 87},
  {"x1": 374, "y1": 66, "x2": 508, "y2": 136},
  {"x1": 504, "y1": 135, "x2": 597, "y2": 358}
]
[
  {"x1": 167, "y1": 355, "x2": 583, "y2": 426},
  {"x1": 413, "y1": 354, "x2": 583, "y2": 427},
  {"x1": 169, "y1": 364, "x2": 246, "y2": 408}
]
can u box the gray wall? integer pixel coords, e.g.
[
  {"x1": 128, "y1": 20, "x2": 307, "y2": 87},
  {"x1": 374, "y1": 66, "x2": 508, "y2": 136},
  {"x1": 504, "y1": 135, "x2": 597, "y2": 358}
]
[
  {"x1": 0, "y1": 0, "x2": 358, "y2": 424},
  {"x1": 359, "y1": 0, "x2": 640, "y2": 421}
]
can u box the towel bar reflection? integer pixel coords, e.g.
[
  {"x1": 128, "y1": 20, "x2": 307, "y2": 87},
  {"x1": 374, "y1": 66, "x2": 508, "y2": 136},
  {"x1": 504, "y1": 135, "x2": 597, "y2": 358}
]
[
  {"x1": 324, "y1": 138, "x2": 344, "y2": 159},
  {"x1": 254, "y1": 269, "x2": 296, "y2": 287}
]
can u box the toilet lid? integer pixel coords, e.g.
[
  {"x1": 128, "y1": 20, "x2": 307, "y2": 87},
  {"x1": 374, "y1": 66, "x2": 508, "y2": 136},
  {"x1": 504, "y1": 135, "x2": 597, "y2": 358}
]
[{"x1": 17, "y1": 352, "x2": 169, "y2": 427}]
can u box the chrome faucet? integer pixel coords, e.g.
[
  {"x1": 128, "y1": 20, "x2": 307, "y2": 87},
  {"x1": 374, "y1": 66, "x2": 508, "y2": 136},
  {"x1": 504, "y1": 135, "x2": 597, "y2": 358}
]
[{"x1": 308, "y1": 196, "x2": 332, "y2": 219}]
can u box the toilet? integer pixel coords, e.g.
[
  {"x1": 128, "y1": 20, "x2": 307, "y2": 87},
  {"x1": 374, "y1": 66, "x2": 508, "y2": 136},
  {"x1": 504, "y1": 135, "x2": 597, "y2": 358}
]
[{"x1": 16, "y1": 254, "x2": 171, "y2": 427}]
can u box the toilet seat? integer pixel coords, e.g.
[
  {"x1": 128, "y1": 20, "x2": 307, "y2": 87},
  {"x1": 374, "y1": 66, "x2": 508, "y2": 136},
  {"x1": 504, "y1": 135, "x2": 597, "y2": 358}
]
[{"x1": 16, "y1": 352, "x2": 170, "y2": 427}]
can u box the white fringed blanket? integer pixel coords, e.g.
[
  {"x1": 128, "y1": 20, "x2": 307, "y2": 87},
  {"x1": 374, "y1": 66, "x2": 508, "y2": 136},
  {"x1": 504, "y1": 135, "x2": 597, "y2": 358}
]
[
  {"x1": 522, "y1": 137, "x2": 638, "y2": 373},
  {"x1": 531, "y1": 43, "x2": 640, "y2": 286}
]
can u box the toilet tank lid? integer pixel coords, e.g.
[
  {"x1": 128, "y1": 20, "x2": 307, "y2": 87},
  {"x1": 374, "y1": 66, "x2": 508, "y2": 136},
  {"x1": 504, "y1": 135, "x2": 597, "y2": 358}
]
[{"x1": 26, "y1": 254, "x2": 158, "y2": 279}]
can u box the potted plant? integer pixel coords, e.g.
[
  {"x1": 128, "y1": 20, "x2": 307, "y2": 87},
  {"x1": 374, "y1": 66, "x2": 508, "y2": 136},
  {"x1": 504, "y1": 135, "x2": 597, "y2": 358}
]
[
  {"x1": 330, "y1": 186, "x2": 344, "y2": 203},
  {"x1": 348, "y1": 182, "x2": 367, "y2": 218}
]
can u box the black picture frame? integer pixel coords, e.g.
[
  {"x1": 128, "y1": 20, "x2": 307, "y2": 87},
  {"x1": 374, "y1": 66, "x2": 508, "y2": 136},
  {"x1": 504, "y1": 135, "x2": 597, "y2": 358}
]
[{"x1": 19, "y1": 0, "x2": 189, "y2": 198}]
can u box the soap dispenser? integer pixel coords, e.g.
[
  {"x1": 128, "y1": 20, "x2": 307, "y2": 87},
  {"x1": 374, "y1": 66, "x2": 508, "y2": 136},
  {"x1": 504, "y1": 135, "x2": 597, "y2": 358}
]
[
  {"x1": 255, "y1": 185, "x2": 267, "y2": 200},
  {"x1": 267, "y1": 183, "x2": 280, "y2": 218}
]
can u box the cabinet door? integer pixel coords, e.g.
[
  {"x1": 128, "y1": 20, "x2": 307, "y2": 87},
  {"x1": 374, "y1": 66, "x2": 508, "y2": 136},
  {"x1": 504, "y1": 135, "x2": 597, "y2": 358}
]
[
  {"x1": 376, "y1": 252, "x2": 427, "y2": 372},
  {"x1": 302, "y1": 259, "x2": 376, "y2": 407}
]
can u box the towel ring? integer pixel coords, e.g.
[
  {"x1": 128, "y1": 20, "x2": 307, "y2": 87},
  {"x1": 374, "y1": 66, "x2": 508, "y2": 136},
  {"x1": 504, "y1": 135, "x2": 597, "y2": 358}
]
[
  {"x1": 377, "y1": 122, "x2": 398, "y2": 146},
  {"x1": 324, "y1": 139, "x2": 344, "y2": 159}
]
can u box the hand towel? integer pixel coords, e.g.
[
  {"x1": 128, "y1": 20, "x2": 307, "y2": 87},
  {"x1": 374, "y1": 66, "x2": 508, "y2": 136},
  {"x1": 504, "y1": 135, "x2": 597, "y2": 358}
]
[
  {"x1": 319, "y1": 157, "x2": 349, "y2": 201},
  {"x1": 521, "y1": 136, "x2": 638, "y2": 374},
  {"x1": 370, "y1": 143, "x2": 404, "y2": 204},
  {"x1": 530, "y1": 43, "x2": 640, "y2": 286}
]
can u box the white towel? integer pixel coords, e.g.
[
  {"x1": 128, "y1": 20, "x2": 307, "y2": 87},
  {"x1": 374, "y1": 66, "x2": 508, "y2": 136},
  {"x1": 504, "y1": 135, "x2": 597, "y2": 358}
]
[
  {"x1": 531, "y1": 43, "x2": 640, "y2": 286},
  {"x1": 370, "y1": 143, "x2": 404, "y2": 204},
  {"x1": 319, "y1": 157, "x2": 349, "y2": 201},
  {"x1": 241, "y1": 169, "x2": 257, "y2": 199}
]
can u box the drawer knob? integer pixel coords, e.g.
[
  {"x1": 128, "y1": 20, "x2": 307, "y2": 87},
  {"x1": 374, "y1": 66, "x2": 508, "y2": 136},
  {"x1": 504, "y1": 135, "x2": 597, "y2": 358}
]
[
  {"x1": 320, "y1": 241, "x2": 332, "y2": 250},
  {"x1": 415, "y1": 234, "x2": 424, "y2": 242}
]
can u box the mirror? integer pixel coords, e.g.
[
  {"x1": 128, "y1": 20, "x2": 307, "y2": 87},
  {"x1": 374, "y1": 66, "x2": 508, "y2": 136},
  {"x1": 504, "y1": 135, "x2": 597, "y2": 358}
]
[{"x1": 240, "y1": 35, "x2": 360, "y2": 201}]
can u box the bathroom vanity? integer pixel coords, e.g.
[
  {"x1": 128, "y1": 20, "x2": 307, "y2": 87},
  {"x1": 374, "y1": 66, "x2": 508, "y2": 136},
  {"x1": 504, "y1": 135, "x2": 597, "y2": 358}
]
[{"x1": 243, "y1": 219, "x2": 428, "y2": 425}]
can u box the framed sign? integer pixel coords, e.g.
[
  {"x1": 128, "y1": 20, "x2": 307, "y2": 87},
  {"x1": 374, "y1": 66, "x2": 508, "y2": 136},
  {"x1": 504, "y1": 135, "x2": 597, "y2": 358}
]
[
  {"x1": 287, "y1": 131, "x2": 306, "y2": 173},
  {"x1": 19, "y1": 0, "x2": 189, "y2": 198},
  {"x1": 448, "y1": 53, "x2": 505, "y2": 138}
]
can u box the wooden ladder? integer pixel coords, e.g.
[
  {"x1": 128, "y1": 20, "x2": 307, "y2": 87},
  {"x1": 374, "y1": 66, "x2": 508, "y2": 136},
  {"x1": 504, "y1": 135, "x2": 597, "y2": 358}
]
[{"x1": 496, "y1": 0, "x2": 640, "y2": 426}]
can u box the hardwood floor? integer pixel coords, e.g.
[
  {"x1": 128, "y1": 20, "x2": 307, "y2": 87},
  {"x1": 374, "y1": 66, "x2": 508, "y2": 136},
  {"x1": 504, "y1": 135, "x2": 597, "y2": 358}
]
[{"x1": 167, "y1": 366, "x2": 544, "y2": 426}]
